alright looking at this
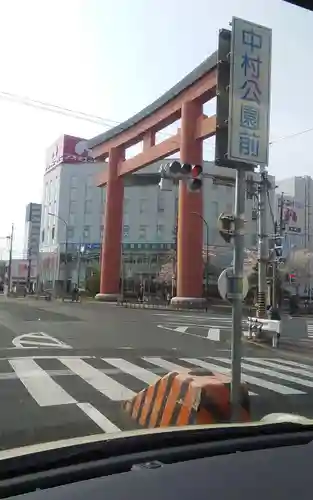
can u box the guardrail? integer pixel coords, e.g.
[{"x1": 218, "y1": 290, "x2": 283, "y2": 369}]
[{"x1": 246, "y1": 316, "x2": 281, "y2": 348}]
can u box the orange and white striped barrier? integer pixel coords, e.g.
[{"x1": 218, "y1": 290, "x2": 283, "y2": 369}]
[{"x1": 122, "y1": 369, "x2": 250, "y2": 428}]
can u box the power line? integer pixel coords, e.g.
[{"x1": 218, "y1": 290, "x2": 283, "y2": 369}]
[
  {"x1": 2, "y1": 88, "x2": 312, "y2": 151},
  {"x1": 0, "y1": 90, "x2": 119, "y2": 127},
  {"x1": 270, "y1": 126, "x2": 313, "y2": 146}
]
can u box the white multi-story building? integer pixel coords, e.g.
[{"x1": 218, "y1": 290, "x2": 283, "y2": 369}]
[
  {"x1": 39, "y1": 134, "x2": 105, "y2": 291},
  {"x1": 39, "y1": 133, "x2": 275, "y2": 291}
]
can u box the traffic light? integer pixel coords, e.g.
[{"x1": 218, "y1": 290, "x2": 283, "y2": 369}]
[
  {"x1": 218, "y1": 212, "x2": 234, "y2": 243},
  {"x1": 289, "y1": 273, "x2": 296, "y2": 285},
  {"x1": 188, "y1": 164, "x2": 203, "y2": 192},
  {"x1": 215, "y1": 29, "x2": 231, "y2": 167},
  {"x1": 159, "y1": 161, "x2": 203, "y2": 191},
  {"x1": 274, "y1": 236, "x2": 283, "y2": 258}
]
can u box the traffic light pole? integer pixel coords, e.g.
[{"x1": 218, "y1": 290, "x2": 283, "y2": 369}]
[
  {"x1": 257, "y1": 165, "x2": 268, "y2": 318},
  {"x1": 230, "y1": 168, "x2": 246, "y2": 422}
]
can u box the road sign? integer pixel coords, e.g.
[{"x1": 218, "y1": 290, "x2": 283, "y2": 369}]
[
  {"x1": 228, "y1": 17, "x2": 272, "y2": 166},
  {"x1": 218, "y1": 267, "x2": 248, "y2": 301}
]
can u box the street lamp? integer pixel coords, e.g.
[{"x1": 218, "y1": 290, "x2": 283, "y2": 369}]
[
  {"x1": 191, "y1": 212, "x2": 209, "y2": 298},
  {"x1": 48, "y1": 212, "x2": 68, "y2": 292}
]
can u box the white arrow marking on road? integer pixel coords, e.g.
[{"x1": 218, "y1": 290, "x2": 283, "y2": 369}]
[
  {"x1": 12, "y1": 332, "x2": 72, "y2": 349},
  {"x1": 157, "y1": 324, "x2": 220, "y2": 342},
  {"x1": 175, "y1": 326, "x2": 188, "y2": 333},
  {"x1": 207, "y1": 328, "x2": 220, "y2": 341}
]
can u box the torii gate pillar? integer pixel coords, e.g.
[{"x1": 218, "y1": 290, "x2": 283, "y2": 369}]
[
  {"x1": 171, "y1": 101, "x2": 205, "y2": 308},
  {"x1": 97, "y1": 146, "x2": 124, "y2": 301}
]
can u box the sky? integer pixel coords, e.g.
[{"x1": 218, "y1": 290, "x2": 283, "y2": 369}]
[{"x1": 0, "y1": 0, "x2": 311, "y2": 257}]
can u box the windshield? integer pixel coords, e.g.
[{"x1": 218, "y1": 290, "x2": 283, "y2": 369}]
[{"x1": 0, "y1": 0, "x2": 312, "y2": 451}]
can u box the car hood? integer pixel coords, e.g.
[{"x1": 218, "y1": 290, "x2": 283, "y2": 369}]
[{"x1": 0, "y1": 412, "x2": 311, "y2": 461}]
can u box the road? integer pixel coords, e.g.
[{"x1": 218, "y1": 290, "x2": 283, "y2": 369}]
[{"x1": 1, "y1": 296, "x2": 313, "y2": 450}]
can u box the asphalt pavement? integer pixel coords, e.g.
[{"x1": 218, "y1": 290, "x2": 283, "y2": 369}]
[{"x1": 1, "y1": 296, "x2": 313, "y2": 450}]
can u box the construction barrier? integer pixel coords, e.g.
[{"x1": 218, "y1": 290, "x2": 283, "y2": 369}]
[
  {"x1": 122, "y1": 369, "x2": 250, "y2": 428},
  {"x1": 246, "y1": 317, "x2": 281, "y2": 347}
]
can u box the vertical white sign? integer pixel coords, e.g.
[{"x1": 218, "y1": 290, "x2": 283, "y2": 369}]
[{"x1": 228, "y1": 17, "x2": 272, "y2": 165}]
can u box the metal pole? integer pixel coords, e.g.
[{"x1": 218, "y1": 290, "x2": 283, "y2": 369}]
[
  {"x1": 257, "y1": 165, "x2": 268, "y2": 318},
  {"x1": 272, "y1": 193, "x2": 284, "y2": 308},
  {"x1": 172, "y1": 183, "x2": 179, "y2": 297},
  {"x1": 77, "y1": 241, "x2": 81, "y2": 288},
  {"x1": 230, "y1": 168, "x2": 246, "y2": 422},
  {"x1": 7, "y1": 223, "x2": 14, "y2": 294}
]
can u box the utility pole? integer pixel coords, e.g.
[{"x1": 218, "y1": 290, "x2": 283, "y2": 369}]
[
  {"x1": 257, "y1": 165, "x2": 268, "y2": 318},
  {"x1": 230, "y1": 168, "x2": 246, "y2": 421},
  {"x1": 76, "y1": 241, "x2": 82, "y2": 288},
  {"x1": 7, "y1": 223, "x2": 14, "y2": 293},
  {"x1": 273, "y1": 192, "x2": 285, "y2": 307}
]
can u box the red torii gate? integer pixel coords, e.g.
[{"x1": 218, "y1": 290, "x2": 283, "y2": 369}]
[{"x1": 87, "y1": 52, "x2": 218, "y2": 305}]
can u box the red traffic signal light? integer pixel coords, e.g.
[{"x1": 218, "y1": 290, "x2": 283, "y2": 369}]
[
  {"x1": 191, "y1": 165, "x2": 203, "y2": 177},
  {"x1": 189, "y1": 164, "x2": 203, "y2": 191}
]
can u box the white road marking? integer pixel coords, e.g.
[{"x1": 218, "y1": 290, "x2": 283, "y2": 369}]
[
  {"x1": 76, "y1": 402, "x2": 120, "y2": 433},
  {"x1": 215, "y1": 358, "x2": 313, "y2": 391},
  {"x1": 157, "y1": 324, "x2": 219, "y2": 341},
  {"x1": 179, "y1": 358, "x2": 257, "y2": 396},
  {"x1": 245, "y1": 358, "x2": 313, "y2": 379},
  {"x1": 59, "y1": 357, "x2": 136, "y2": 401},
  {"x1": 12, "y1": 332, "x2": 72, "y2": 349},
  {"x1": 142, "y1": 357, "x2": 190, "y2": 373},
  {"x1": 9, "y1": 358, "x2": 76, "y2": 406},
  {"x1": 181, "y1": 358, "x2": 303, "y2": 395},
  {"x1": 207, "y1": 328, "x2": 220, "y2": 341},
  {"x1": 102, "y1": 358, "x2": 159, "y2": 384},
  {"x1": 269, "y1": 358, "x2": 313, "y2": 371}
]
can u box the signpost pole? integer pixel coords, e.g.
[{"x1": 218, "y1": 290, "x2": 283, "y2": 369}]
[
  {"x1": 230, "y1": 168, "x2": 246, "y2": 421},
  {"x1": 223, "y1": 17, "x2": 272, "y2": 421}
]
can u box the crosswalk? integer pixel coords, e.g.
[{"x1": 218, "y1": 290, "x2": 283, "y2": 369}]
[
  {"x1": 3, "y1": 355, "x2": 313, "y2": 434},
  {"x1": 307, "y1": 322, "x2": 313, "y2": 338}
]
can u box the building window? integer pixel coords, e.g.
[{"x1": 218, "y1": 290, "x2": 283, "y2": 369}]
[
  {"x1": 41, "y1": 229, "x2": 45, "y2": 242},
  {"x1": 67, "y1": 226, "x2": 74, "y2": 239},
  {"x1": 211, "y1": 201, "x2": 219, "y2": 219},
  {"x1": 123, "y1": 225, "x2": 130, "y2": 239},
  {"x1": 100, "y1": 187, "x2": 106, "y2": 206},
  {"x1": 83, "y1": 226, "x2": 90, "y2": 242},
  {"x1": 210, "y1": 228, "x2": 218, "y2": 243},
  {"x1": 84, "y1": 200, "x2": 92, "y2": 214},
  {"x1": 69, "y1": 213, "x2": 76, "y2": 226},
  {"x1": 139, "y1": 198, "x2": 147, "y2": 214},
  {"x1": 70, "y1": 176, "x2": 78, "y2": 188},
  {"x1": 70, "y1": 187, "x2": 77, "y2": 201},
  {"x1": 157, "y1": 194, "x2": 165, "y2": 212},
  {"x1": 123, "y1": 198, "x2": 129, "y2": 214},
  {"x1": 139, "y1": 225, "x2": 147, "y2": 240},
  {"x1": 70, "y1": 200, "x2": 77, "y2": 214},
  {"x1": 100, "y1": 225, "x2": 104, "y2": 241},
  {"x1": 156, "y1": 224, "x2": 164, "y2": 240},
  {"x1": 51, "y1": 227, "x2": 55, "y2": 240},
  {"x1": 87, "y1": 174, "x2": 94, "y2": 187}
]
